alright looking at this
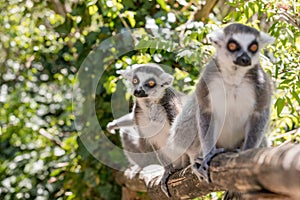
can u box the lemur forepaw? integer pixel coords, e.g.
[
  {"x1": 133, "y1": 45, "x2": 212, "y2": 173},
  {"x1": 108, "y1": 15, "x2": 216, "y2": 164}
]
[
  {"x1": 140, "y1": 165, "x2": 164, "y2": 187},
  {"x1": 106, "y1": 121, "x2": 118, "y2": 134},
  {"x1": 146, "y1": 175, "x2": 162, "y2": 188},
  {"x1": 124, "y1": 165, "x2": 141, "y2": 179},
  {"x1": 192, "y1": 158, "x2": 209, "y2": 182},
  {"x1": 179, "y1": 165, "x2": 191, "y2": 177},
  {"x1": 196, "y1": 148, "x2": 226, "y2": 182}
]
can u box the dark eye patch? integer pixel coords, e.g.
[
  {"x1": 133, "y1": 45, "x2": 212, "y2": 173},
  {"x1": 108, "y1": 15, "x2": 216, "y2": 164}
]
[
  {"x1": 144, "y1": 78, "x2": 156, "y2": 88},
  {"x1": 227, "y1": 39, "x2": 240, "y2": 52},
  {"x1": 248, "y1": 40, "x2": 258, "y2": 53},
  {"x1": 132, "y1": 76, "x2": 139, "y2": 84}
]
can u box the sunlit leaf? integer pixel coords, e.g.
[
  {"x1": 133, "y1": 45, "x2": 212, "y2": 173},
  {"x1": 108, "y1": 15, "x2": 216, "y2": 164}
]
[
  {"x1": 157, "y1": 0, "x2": 169, "y2": 11},
  {"x1": 275, "y1": 97, "x2": 285, "y2": 116},
  {"x1": 88, "y1": 5, "x2": 98, "y2": 15}
]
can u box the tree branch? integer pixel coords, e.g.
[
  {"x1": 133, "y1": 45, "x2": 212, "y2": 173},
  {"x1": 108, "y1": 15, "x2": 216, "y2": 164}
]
[
  {"x1": 48, "y1": 0, "x2": 67, "y2": 17},
  {"x1": 115, "y1": 143, "x2": 300, "y2": 199},
  {"x1": 194, "y1": 0, "x2": 218, "y2": 21}
]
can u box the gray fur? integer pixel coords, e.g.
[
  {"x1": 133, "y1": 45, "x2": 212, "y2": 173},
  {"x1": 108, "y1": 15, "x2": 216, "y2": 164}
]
[
  {"x1": 106, "y1": 63, "x2": 185, "y2": 181},
  {"x1": 160, "y1": 94, "x2": 202, "y2": 196},
  {"x1": 164, "y1": 24, "x2": 273, "y2": 198},
  {"x1": 223, "y1": 23, "x2": 259, "y2": 36},
  {"x1": 200, "y1": 24, "x2": 273, "y2": 199},
  {"x1": 196, "y1": 23, "x2": 273, "y2": 155},
  {"x1": 196, "y1": 58, "x2": 271, "y2": 152},
  {"x1": 120, "y1": 127, "x2": 159, "y2": 167},
  {"x1": 134, "y1": 63, "x2": 165, "y2": 77}
]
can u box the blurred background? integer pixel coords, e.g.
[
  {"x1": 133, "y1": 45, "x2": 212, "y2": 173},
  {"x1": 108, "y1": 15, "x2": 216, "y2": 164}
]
[{"x1": 0, "y1": 0, "x2": 299, "y2": 199}]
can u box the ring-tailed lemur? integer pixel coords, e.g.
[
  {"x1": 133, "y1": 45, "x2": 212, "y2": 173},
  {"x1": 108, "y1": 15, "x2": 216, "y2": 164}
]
[
  {"x1": 161, "y1": 23, "x2": 274, "y2": 197},
  {"x1": 197, "y1": 23, "x2": 274, "y2": 180},
  {"x1": 106, "y1": 63, "x2": 186, "y2": 179}
]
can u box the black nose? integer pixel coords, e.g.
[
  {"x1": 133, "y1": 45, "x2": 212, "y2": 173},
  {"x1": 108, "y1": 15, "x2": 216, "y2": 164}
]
[
  {"x1": 134, "y1": 89, "x2": 147, "y2": 97},
  {"x1": 234, "y1": 53, "x2": 251, "y2": 66}
]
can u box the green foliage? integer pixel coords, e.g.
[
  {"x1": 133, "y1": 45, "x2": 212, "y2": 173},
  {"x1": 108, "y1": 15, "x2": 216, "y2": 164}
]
[{"x1": 0, "y1": 0, "x2": 299, "y2": 200}]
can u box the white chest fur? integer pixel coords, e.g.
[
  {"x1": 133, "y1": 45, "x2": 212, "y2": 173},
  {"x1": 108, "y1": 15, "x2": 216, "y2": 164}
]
[
  {"x1": 135, "y1": 100, "x2": 170, "y2": 149},
  {"x1": 208, "y1": 68, "x2": 256, "y2": 149}
]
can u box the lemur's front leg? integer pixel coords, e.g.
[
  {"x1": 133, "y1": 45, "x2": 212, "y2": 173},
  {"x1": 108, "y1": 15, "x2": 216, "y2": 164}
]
[
  {"x1": 106, "y1": 113, "x2": 135, "y2": 133},
  {"x1": 243, "y1": 109, "x2": 269, "y2": 150},
  {"x1": 196, "y1": 111, "x2": 225, "y2": 182}
]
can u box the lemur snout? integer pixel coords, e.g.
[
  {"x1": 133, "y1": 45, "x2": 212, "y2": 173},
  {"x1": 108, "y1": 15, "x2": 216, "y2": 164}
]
[
  {"x1": 234, "y1": 52, "x2": 251, "y2": 66},
  {"x1": 134, "y1": 89, "x2": 147, "y2": 97}
]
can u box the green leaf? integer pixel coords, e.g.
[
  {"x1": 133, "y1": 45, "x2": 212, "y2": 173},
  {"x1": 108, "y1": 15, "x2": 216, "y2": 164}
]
[
  {"x1": 223, "y1": 12, "x2": 236, "y2": 22},
  {"x1": 286, "y1": 96, "x2": 295, "y2": 113},
  {"x1": 88, "y1": 5, "x2": 98, "y2": 15},
  {"x1": 291, "y1": 90, "x2": 300, "y2": 105},
  {"x1": 275, "y1": 97, "x2": 285, "y2": 116},
  {"x1": 244, "y1": 6, "x2": 249, "y2": 18},
  {"x1": 124, "y1": 11, "x2": 136, "y2": 27},
  {"x1": 149, "y1": 40, "x2": 156, "y2": 55},
  {"x1": 135, "y1": 39, "x2": 151, "y2": 51},
  {"x1": 157, "y1": 0, "x2": 169, "y2": 11},
  {"x1": 279, "y1": 79, "x2": 292, "y2": 87},
  {"x1": 286, "y1": 27, "x2": 295, "y2": 40}
]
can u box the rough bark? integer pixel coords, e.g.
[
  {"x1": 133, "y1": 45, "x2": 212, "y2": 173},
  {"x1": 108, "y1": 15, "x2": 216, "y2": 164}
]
[{"x1": 115, "y1": 143, "x2": 300, "y2": 200}]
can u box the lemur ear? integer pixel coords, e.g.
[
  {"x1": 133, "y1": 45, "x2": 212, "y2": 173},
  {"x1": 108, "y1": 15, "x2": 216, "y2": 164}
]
[
  {"x1": 117, "y1": 68, "x2": 134, "y2": 80},
  {"x1": 160, "y1": 72, "x2": 174, "y2": 87},
  {"x1": 207, "y1": 29, "x2": 225, "y2": 47},
  {"x1": 259, "y1": 32, "x2": 275, "y2": 47}
]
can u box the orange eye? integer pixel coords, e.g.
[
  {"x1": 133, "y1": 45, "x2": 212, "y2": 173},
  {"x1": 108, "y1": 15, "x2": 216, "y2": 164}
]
[
  {"x1": 249, "y1": 43, "x2": 258, "y2": 52},
  {"x1": 228, "y1": 42, "x2": 238, "y2": 51},
  {"x1": 148, "y1": 80, "x2": 156, "y2": 87},
  {"x1": 132, "y1": 78, "x2": 139, "y2": 84}
]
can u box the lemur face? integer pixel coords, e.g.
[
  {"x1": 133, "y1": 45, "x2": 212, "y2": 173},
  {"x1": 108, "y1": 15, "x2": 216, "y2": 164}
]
[
  {"x1": 131, "y1": 72, "x2": 159, "y2": 98},
  {"x1": 225, "y1": 33, "x2": 259, "y2": 67},
  {"x1": 120, "y1": 63, "x2": 173, "y2": 99},
  {"x1": 208, "y1": 23, "x2": 274, "y2": 68}
]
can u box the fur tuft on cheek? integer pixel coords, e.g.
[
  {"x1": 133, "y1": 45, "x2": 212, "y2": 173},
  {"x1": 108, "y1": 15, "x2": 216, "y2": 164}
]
[{"x1": 207, "y1": 29, "x2": 225, "y2": 48}]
